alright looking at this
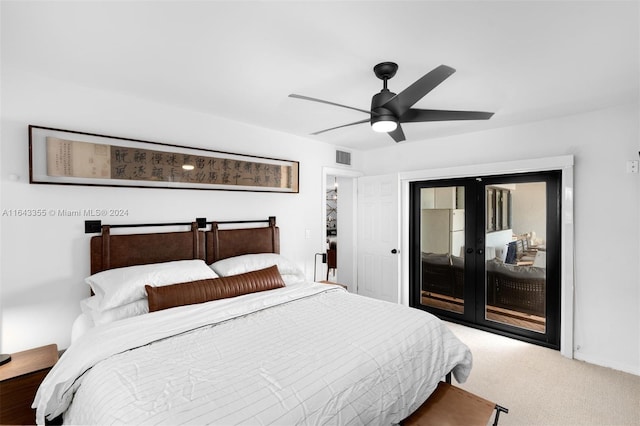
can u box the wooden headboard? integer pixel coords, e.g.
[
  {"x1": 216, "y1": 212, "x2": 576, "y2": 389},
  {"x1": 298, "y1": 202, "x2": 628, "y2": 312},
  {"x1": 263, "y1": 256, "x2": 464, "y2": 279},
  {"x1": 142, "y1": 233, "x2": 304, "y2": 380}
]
[{"x1": 89, "y1": 218, "x2": 279, "y2": 274}]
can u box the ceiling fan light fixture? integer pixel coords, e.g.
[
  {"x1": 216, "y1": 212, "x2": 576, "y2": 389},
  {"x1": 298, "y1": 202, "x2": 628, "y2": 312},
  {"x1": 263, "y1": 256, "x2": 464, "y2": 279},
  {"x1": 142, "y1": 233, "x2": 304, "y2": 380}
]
[{"x1": 371, "y1": 115, "x2": 398, "y2": 133}]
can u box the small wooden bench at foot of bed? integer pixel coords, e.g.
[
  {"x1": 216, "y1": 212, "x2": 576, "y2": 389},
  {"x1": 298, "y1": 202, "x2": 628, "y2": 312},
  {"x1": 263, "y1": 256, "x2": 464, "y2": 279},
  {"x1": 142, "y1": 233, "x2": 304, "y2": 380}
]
[{"x1": 402, "y1": 381, "x2": 508, "y2": 426}]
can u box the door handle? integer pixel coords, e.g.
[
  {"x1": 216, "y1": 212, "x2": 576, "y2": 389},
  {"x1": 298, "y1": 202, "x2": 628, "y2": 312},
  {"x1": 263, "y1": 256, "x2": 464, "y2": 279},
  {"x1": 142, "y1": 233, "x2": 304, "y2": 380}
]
[{"x1": 391, "y1": 249, "x2": 398, "y2": 254}]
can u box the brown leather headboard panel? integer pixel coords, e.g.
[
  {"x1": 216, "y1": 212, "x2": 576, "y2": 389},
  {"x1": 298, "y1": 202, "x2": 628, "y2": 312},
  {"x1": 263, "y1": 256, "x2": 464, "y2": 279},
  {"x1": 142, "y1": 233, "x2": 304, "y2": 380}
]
[
  {"x1": 90, "y1": 222, "x2": 205, "y2": 274},
  {"x1": 206, "y1": 218, "x2": 280, "y2": 264}
]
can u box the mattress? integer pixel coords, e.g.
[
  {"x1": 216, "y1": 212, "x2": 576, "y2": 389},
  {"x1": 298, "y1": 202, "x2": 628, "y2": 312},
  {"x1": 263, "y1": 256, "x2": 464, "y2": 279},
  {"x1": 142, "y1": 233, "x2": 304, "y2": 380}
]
[{"x1": 35, "y1": 283, "x2": 472, "y2": 425}]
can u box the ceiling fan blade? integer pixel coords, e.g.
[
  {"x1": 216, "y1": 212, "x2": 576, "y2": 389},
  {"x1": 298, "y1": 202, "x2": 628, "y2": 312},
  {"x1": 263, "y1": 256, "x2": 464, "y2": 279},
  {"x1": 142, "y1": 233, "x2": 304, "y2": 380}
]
[
  {"x1": 388, "y1": 124, "x2": 406, "y2": 143},
  {"x1": 382, "y1": 65, "x2": 456, "y2": 117},
  {"x1": 400, "y1": 108, "x2": 494, "y2": 122},
  {"x1": 311, "y1": 118, "x2": 370, "y2": 135},
  {"x1": 289, "y1": 94, "x2": 373, "y2": 116}
]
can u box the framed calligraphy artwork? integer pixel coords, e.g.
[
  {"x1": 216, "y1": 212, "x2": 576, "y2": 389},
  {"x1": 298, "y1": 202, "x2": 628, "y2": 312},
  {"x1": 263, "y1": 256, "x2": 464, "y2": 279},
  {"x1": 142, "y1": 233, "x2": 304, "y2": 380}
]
[{"x1": 29, "y1": 125, "x2": 299, "y2": 193}]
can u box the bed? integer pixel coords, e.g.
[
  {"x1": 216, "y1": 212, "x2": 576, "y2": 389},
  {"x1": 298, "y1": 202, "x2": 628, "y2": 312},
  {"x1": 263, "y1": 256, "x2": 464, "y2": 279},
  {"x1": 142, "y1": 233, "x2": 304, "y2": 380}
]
[{"x1": 34, "y1": 218, "x2": 472, "y2": 425}]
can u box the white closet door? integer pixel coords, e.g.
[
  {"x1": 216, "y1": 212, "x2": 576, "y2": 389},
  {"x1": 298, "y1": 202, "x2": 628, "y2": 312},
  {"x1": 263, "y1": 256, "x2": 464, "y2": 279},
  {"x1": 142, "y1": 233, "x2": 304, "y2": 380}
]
[{"x1": 357, "y1": 174, "x2": 400, "y2": 303}]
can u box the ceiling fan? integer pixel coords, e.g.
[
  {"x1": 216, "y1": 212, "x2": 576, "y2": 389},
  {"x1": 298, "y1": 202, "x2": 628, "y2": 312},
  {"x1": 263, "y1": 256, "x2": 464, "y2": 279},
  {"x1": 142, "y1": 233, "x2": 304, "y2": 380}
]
[{"x1": 289, "y1": 62, "x2": 494, "y2": 142}]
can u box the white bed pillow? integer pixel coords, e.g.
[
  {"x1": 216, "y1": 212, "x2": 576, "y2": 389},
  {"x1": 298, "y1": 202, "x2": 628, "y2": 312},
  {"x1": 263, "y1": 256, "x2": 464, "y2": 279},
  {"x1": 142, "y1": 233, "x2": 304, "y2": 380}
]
[
  {"x1": 279, "y1": 273, "x2": 307, "y2": 286},
  {"x1": 86, "y1": 259, "x2": 219, "y2": 311},
  {"x1": 81, "y1": 297, "x2": 150, "y2": 326},
  {"x1": 210, "y1": 253, "x2": 306, "y2": 285},
  {"x1": 70, "y1": 313, "x2": 95, "y2": 343}
]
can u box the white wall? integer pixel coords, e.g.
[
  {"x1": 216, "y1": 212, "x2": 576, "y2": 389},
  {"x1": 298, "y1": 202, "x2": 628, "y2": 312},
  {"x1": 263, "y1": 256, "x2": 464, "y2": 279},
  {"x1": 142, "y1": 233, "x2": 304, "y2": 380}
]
[
  {"x1": 511, "y1": 183, "x2": 546, "y2": 240},
  {"x1": 0, "y1": 66, "x2": 358, "y2": 353},
  {"x1": 362, "y1": 104, "x2": 640, "y2": 375}
]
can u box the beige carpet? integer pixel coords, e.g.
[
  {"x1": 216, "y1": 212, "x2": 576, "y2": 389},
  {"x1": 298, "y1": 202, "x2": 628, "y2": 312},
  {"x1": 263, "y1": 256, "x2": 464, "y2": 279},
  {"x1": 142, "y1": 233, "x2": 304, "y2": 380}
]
[{"x1": 445, "y1": 321, "x2": 640, "y2": 426}]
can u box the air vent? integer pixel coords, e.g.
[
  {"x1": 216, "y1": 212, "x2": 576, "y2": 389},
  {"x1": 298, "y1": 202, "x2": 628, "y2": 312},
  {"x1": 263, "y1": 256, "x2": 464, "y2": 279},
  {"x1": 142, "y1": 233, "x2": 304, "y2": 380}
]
[{"x1": 336, "y1": 150, "x2": 351, "y2": 165}]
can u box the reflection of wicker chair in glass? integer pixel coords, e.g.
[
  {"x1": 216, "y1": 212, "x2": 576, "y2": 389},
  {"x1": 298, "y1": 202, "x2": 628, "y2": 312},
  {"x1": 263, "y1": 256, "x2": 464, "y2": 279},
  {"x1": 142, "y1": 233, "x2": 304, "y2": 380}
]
[
  {"x1": 421, "y1": 254, "x2": 463, "y2": 300},
  {"x1": 450, "y1": 257, "x2": 464, "y2": 300},
  {"x1": 486, "y1": 260, "x2": 546, "y2": 317},
  {"x1": 515, "y1": 239, "x2": 537, "y2": 263}
]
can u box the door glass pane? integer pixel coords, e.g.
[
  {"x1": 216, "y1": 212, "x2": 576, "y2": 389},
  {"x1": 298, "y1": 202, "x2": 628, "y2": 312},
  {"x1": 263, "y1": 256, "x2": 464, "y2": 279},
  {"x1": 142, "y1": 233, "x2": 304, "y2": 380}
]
[
  {"x1": 419, "y1": 186, "x2": 465, "y2": 314},
  {"x1": 485, "y1": 182, "x2": 546, "y2": 333}
]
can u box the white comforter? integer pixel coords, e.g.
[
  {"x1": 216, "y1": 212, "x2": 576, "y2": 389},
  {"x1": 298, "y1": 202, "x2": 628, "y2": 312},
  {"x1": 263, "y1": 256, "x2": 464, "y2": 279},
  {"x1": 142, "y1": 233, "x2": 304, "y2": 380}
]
[{"x1": 35, "y1": 283, "x2": 472, "y2": 425}]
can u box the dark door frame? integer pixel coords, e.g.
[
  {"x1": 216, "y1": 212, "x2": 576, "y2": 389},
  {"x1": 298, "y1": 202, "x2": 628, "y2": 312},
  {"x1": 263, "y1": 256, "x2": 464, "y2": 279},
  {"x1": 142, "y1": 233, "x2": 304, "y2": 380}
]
[{"x1": 409, "y1": 171, "x2": 562, "y2": 349}]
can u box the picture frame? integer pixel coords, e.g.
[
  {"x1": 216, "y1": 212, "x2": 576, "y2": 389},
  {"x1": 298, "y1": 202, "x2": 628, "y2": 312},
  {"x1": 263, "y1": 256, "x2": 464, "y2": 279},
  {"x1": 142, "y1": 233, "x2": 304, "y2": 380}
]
[{"x1": 29, "y1": 125, "x2": 299, "y2": 193}]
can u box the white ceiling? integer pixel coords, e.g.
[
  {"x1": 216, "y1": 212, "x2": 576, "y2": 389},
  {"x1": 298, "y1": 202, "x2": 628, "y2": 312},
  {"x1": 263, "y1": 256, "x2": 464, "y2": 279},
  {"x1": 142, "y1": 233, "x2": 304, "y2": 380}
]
[{"x1": 3, "y1": 1, "x2": 639, "y2": 150}]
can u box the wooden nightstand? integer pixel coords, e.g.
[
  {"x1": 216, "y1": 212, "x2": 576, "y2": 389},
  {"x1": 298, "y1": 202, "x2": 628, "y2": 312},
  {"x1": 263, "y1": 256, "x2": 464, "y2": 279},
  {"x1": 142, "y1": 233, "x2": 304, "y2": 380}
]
[
  {"x1": 0, "y1": 344, "x2": 58, "y2": 425},
  {"x1": 319, "y1": 280, "x2": 348, "y2": 291}
]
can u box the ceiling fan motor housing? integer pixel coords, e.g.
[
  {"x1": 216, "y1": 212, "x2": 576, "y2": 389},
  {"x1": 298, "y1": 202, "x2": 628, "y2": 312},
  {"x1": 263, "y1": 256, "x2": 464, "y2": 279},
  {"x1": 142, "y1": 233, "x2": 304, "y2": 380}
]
[{"x1": 370, "y1": 89, "x2": 398, "y2": 128}]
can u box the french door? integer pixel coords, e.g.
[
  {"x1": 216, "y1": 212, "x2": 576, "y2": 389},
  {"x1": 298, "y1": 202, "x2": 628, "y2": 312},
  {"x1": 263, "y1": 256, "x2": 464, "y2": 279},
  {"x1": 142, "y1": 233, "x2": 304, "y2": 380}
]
[{"x1": 409, "y1": 171, "x2": 561, "y2": 349}]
